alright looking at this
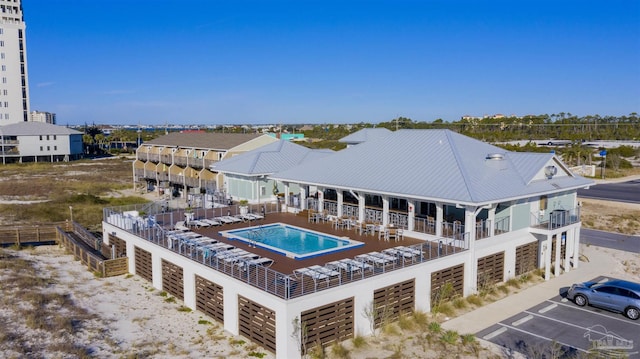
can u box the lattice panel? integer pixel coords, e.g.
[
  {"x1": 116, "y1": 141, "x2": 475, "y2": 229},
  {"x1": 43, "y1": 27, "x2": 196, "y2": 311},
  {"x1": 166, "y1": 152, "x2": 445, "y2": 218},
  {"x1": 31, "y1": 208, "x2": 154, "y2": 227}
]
[
  {"x1": 108, "y1": 234, "x2": 127, "y2": 258},
  {"x1": 301, "y1": 297, "x2": 354, "y2": 352},
  {"x1": 373, "y1": 279, "x2": 415, "y2": 327},
  {"x1": 238, "y1": 296, "x2": 276, "y2": 353},
  {"x1": 195, "y1": 275, "x2": 224, "y2": 324},
  {"x1": 477, "y1": 252, "x2": 505, "y2": 288},
  {"x1": 161, "y1": 259, "x2": 184, "y2": 300},
  {"x1": 134, "y1": 246, "x2": 152, "y2": 282},
  {"x1": 431, "y1": 263, "x2": 464, "y2": 307},
  {"x1": 515, "y1": 241, "x2": 539, "y2": 275}
]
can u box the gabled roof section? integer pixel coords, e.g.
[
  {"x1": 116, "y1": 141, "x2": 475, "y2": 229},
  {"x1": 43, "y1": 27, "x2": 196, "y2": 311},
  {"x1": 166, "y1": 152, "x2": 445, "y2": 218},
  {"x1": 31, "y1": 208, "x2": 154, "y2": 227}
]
[
  {"x1": 212, "y1": 140, "x2": 334, "y2": 176},
  {"x1": 272, "y1": 129, "x2": 594, "y2": 205},
  {"x1": 143, "y1": 132, "x2": 263, "y2": 150},
  {"x1": 0, "y1": 122, "x2": 83, "y2": 135},
  {"x1": 339, "y1": 128, "x2": 393, "y2": 145}
]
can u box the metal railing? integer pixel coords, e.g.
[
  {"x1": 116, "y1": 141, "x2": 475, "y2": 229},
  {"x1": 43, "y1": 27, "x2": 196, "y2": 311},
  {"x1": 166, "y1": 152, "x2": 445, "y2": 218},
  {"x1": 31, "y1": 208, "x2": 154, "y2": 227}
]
[
  {"x1": 104, "y1": 205, "x2": 469, "y2": 300},
  {"x1": 530, "y1": 207, "x2": 580, "y2": 230}
]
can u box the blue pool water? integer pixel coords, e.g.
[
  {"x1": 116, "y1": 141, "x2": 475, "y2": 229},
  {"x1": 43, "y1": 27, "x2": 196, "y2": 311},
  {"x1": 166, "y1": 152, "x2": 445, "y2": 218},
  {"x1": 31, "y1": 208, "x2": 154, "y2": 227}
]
[{"x1": 220, "y1": 223, "x2": 363, "y2": 259}]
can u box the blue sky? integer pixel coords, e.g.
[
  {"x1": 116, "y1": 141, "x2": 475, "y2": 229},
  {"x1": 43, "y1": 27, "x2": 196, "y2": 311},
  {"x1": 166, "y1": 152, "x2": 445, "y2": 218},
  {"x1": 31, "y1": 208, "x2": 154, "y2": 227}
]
[{"x1": 24, "y1": 0, "x2": 640, "y2": 125}]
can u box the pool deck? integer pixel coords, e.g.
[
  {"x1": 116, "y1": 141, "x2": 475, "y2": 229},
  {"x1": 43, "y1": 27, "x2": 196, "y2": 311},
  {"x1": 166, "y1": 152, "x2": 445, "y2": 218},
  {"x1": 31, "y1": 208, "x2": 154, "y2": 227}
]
[{"x1": 191, "y1": 212, "x2": 426, "y2": 275}]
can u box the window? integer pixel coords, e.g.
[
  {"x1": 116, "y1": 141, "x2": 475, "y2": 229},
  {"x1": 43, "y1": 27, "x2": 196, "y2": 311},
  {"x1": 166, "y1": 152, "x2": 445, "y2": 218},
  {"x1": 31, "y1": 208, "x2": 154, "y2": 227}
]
[
  {"x1": 1, "y1": 65, "x2": 5, "y2": 71},
  {"x1": 0, "y1": 53, "x2": 4, "y2": 59},
  {"x1": 1, "y1": 77, "x2": 5, "y2": 84},
  {"x1": 39, "y1": 135, "x2": 42, "y2": 140},
  {"x1": 46, "y1": 135, "x2": 50, "y2": 140},
  {"x1": 47, "y1": 146, "x2": 50, "y2": 151},
  {"x1": 39, "y1": 146, "x2": 43, "y2": 151},
  {"x1": 53, "y1": 135, "x2": 56, "y2": 140},
  {"x1": 0, "y1": 41, "x2": 4, "y2": 47},
  {"x1": 260, "y1": 186, "x2": 266, "y2": 196},
  {"x1": 54, "y1": 146, "x2": 57, "y2": 150}
]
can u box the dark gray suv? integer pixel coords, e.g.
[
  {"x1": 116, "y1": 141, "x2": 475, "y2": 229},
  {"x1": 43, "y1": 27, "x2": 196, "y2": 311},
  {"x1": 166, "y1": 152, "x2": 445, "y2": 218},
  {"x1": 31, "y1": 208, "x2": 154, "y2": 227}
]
[{"x1": 567, "y1": 279, "x2": 640, "y2": 320}]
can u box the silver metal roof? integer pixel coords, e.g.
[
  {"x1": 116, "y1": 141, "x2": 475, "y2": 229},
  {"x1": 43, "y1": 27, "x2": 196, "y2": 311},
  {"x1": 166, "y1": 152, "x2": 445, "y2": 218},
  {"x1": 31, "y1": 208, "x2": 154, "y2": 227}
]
[
  {"x1": 0, "y1": 122, "x2": 83, "y2": 136},
  {"x1": 144, "y1": 132, "x2": 263, "y2": 150},
  {"x1": 338, "y1": 128, "x2": 392, "y2": 144},
  {"x1": 271, "y1": 129, "x2": 594, "y2": 206},
  {"x1": 212, "y1": 140, "x2": 334, "y2": 176}
]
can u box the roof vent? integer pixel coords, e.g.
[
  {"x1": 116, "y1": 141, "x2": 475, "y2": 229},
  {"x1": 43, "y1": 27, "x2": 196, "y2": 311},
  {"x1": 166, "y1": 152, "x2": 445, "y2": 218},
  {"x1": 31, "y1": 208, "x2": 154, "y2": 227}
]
[{"x1": 486, "y1": 153, "x2": 504, "y2": 160}]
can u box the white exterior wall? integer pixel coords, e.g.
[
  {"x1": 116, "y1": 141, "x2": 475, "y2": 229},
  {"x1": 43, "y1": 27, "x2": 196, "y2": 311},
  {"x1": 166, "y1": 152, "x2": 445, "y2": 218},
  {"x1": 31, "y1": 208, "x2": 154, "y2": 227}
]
[
  {"x1": 17, "y1": 133, "x2": 79, "y2": 157},
  {"x1": 103, "y1": 222, "x2": 470, "y2": 359},
  {"x1": 0, "y1": 0, "x2": 29, "y2": 124}
]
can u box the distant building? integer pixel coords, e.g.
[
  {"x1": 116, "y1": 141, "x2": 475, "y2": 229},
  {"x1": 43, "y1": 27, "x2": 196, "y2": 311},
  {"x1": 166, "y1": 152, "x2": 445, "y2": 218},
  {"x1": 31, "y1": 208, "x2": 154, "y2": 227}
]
[
  {"x1": 0, "y1": 122, "x2": 84, "y2": 164},
  {"x1": 0, "y1": 0, "x2": 30, "y2": 124},
  {"x1": 29, "y1": 110, "x2": 56, "y2": 124},
  {"x1": 133, "y1": 132, "x2": 279, "y2": 199}
]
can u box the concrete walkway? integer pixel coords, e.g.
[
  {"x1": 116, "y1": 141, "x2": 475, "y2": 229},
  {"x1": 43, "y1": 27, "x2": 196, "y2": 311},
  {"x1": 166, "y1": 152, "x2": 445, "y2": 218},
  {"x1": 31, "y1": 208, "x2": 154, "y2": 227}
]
[{"x1": 441, "y1": 244, "x2": 621, "y2": 335}]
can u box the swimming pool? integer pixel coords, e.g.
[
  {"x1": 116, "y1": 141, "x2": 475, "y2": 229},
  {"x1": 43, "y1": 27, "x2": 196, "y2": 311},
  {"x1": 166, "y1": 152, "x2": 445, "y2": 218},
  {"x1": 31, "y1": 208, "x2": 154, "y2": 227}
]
[{"x1": 220, "y1": 223, "x2": 364, "y2": 259}]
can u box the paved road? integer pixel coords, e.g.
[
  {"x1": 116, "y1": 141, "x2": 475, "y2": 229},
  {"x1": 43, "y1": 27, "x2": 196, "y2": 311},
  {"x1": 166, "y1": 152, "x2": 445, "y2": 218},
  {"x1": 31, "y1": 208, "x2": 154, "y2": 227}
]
[
  {"x1": 578, "y1": 180, "x2": 640, "y2": 204},
  {"x1": 582, "y1": 228, "x2": 640, "y2": 253},
  {"x1": 477, "y1": 276, "x2": 640, "y2": 358}
]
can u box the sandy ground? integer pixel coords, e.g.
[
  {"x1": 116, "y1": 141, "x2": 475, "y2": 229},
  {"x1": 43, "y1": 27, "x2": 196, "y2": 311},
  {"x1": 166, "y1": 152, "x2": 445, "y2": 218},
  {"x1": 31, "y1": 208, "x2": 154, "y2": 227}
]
[
  {"x1": 0, "y1": 176, "x2": 637, "y2": 358},
  {"x1": 0, "y1": 245, "x2": 276, "y2": 359},
  {"x1": 1, "y1": 241, "x2": 638, "y2": 359}
]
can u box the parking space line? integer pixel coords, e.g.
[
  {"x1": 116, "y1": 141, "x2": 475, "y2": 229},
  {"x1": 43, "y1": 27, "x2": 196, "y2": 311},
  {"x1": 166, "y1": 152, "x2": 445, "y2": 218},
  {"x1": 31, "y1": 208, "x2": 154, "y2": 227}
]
[
  {"x1": 538, "y1": 303, "x2": 557, "y2": 313},
  {"x1": 497, "y1": 323, "x2": 589, "y2": 354},
  {"x1": 545, "y1": 300, "x2": 640, "y2": 327},
  {"x1": 512, "y1": 315, "x2": 533, "y2": 326},
  {"x1": 524, "y1": 310, "x2": 611, "y2": 335},
  {"x1": 482, "y1": 327, "x2": 507, "y2": 340}
]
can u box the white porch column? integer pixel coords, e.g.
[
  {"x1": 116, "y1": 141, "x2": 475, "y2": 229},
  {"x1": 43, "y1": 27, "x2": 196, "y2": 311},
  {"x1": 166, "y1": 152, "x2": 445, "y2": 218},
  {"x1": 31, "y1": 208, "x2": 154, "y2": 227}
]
[
  {"x1": 463, "y1": 206, "x2": 478, "y2": 296},
  {"x1": 564, "y1": 230, "x2": 572, "y2": 273},
  {"x1": 283, "y1": 182, "x2": 290, "y2": 212},
  {"x1": 544, "y1": 234, "x2": 553, "y2": 280},
  {"x1": 358, "y1": 193, "x2": 365, "y2": 222},
  {"x1": 300, "y1": 187, "x2": 307, "y2": 211},
  {"x1": 407, "y1": 201, "x2": 416, "y2": 231},
  {"x1": 435, "y1": 203, "x2": 444, "y2": 237},
  {"x1": 382, "y1": 196, "x2": 389, "y2": 226},
  {"x1": 337, "y1": 190, "x2": 343, "y2": 217},
  {"x1": 488, "y1": 206, "x2": 496, "y2": 237},
  {"x1": 573, "y1": 226, "x2": 581, "y2": 269},
  {"x1": 317, "y1": 187, "x2": 324, "y2": 212},
  {"x1": 554, "y1": 233, "x2": 562, "y2": 277}
]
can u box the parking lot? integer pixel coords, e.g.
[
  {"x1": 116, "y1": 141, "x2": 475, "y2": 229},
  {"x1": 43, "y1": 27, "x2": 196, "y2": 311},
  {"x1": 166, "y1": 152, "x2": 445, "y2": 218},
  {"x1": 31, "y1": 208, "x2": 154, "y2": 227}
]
[{"x1": 477, "y1": 277, "x2": 640, "y2": 358}]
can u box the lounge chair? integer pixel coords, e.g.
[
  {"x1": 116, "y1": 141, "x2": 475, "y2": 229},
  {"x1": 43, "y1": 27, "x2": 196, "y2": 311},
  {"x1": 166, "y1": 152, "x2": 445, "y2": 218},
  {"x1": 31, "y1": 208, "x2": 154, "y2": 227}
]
[
  {"x1": 191, "y1": 220, "x2": 211, "y2": 228},
  {"x1": 174, "y1": 221, "x2": 189, "y2": 231},
  {"x1": 355, "y1": 252, "x2": 396, "y2": 267},
  {"x1": 201, "y1": 218, "x2": 222, "y2": 226},
  {"x1": 221, "y1": 215, "x2": 242, "y2": 223},
  {"x1": 249, "y1": 212, "x2": 264, "y2": 220}
]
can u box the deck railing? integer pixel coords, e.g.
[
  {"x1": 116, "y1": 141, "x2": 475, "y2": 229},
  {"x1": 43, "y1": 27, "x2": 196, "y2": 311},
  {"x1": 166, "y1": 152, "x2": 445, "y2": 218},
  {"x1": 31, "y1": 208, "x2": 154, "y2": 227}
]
[
  {"x1": 104, "y1": 206, "x2": 469, "y2": 299},
  {"x1": 530, "y1": 207, "x2": 581, "y2": 230}
]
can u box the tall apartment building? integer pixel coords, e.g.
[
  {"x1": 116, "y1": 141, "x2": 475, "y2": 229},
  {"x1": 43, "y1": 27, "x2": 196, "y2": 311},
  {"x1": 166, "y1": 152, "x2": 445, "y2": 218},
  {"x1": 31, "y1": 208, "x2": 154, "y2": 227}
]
[
  {"x1": 30, "y1": 110, "x2": 56, "y2": 124},
  {"x1": 0, "y1": 0, "x2": 29, "y2": 124}
]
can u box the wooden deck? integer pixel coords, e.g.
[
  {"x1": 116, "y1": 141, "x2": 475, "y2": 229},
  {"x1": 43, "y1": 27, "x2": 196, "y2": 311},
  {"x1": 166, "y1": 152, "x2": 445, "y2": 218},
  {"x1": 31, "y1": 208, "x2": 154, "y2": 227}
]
[{"x1": 191, "y1": 212, "x2": 426, "y2": 275}]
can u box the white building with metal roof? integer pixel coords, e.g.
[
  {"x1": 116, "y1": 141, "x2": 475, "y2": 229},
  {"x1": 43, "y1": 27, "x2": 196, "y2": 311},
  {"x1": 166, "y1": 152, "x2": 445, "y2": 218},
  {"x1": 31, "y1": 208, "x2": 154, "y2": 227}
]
[
  {"x1": 103, "y1": 128, "x2": 595, "y2": 358},
  {"x1": 211, "y1": 139, "x2": 334, "y2": 205},
  {"x1": 271, "y1": 129, "x2": 593, "y2": 285},
  {"x1": 0, "y1": 121, "x2": 83, "y2": 164}
]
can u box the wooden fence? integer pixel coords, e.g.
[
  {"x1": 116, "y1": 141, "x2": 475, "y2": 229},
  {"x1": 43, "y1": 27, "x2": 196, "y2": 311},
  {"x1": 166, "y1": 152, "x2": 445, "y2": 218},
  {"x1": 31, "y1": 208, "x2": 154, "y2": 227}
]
[
  {"x1": 55, "y1": 226, "x2": 129, "y2": 278},
  {"x1": 0, "y1": 222, "x2": 68, "y2": 247},
  {"x1": 0, "y1": 221, "x2": 128, "y2": 278}
]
